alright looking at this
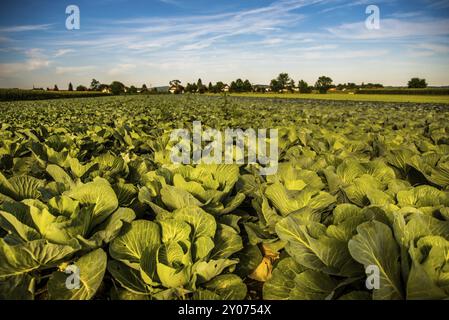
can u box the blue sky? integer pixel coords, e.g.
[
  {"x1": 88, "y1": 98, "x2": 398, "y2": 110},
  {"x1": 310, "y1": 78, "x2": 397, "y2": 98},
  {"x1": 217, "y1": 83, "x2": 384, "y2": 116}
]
[{"x1": 1, "y1": 0, "x2": 449, "y2": 88}]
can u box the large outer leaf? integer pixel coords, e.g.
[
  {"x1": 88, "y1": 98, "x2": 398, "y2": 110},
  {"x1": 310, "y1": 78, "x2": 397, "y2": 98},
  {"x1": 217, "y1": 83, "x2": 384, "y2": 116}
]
[
  {"x1": 0, "y1": 239, "x2": 79, "y2": 277},
  {"x1": 172, "y1": 206, "x2": 216, "y2": 240},
  {"x1": 160, "y1": 185, "x2": 202, "y2": 210},
  {"x1": 65, "y1": 178, "x2": 118, "y2": 227},
  {"x1": 263, "y1": 257, "x2": 338, "y2": 300},
  {"x1": 276, "y1": 216, "x2": 360, "y2": 276},
  {"x1": 48, "y1": 248, "x2": 107, "y2": 300},
  {"x1": 200, "y1": 274, "x2": 247, "y2": 300},
  {"x1": 159, "y1": 219, "x2": 191, "y2": 243},
  {"x1": 0, "y1": 274, "x2": 35, "y2": 300},
  {"x1": 406, "y1": 236, "x2": 449, "y2": 299},
  {"x1": 79, "y1": 207, "x2": 136, "y2": 249},
  {"x1": 210, "y1": 223, "x2": 243, "y2": 260},
  {"x1": 46, "y1": 164, "x2": 74, "y2": 189},
  {"x1": 0, "y1": 209, "x2": 41, "y2": 241},
  {"x1": 194, "y1": 259, "x2": 238, "y2": 284},
  {"x1": 110, "y1": 220, "x2": 161, "y2": 268},
  {"x1": 108, "y1": 260, "x2": 150, "y2": 294},
  {"x1": 348, "y1": 221, "x2": 403, "y2": 300},
  {"x1": 8, "y1": 175, "x2": 44, "y2": 201},
  {"x1": 0, "y1": 171, "x2": 17, "y2": 199}
]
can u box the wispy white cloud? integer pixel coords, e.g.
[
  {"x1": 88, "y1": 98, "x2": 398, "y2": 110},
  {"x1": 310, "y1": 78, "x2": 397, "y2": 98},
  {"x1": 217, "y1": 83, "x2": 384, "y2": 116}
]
[
  {"x1": 0, "y1": 48, "x2": 50, "y2": 76},
  {"x1": 54, "y1": 49, "x2": 75, "y2": 57},
  {"x1": 159, "y1": 0, "x2": 181, "y2": 6},
  {"x1": 300, "y1": 49, "x2": 389, "y2": 59},
  {"x1": 320, "y1": 0, "x2": 373, "y2": 13},
  {"x1": 0, "y1": 24, "x2": 52, "y2": 32},
  {"x1": 87, "y1": 0, "x2": 320, "y2": 52},
  {"x1": 387, "y1": 11, "x2": 423, "y2": 19},
  {"x1": 55, "y1": 65, "x2": 96, "y2": 75},
  {"x1": 426, "y1": 0, "x2": 449, "y2": 9},
  {"x1": 327, "y1": 18, "x2": 449, "y2": 39},
  {"x1": 407, "y1": 42, "x2": 449, "y2": 57},
  {"x1": 108, "y1": 63, "x2": 136, "y2": 76}
]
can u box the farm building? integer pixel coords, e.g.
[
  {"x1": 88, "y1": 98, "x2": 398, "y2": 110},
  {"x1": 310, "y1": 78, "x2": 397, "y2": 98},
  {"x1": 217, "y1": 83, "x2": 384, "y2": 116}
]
[{"x1": 169, "y1": 84, "x2": 184, "y2": 94}]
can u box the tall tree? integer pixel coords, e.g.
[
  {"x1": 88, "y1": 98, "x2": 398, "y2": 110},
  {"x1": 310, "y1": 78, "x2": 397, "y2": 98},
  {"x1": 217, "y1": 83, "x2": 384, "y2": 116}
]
[
  {"x1": 110, "y1": 81, "x2": 125, "y2": 95},
  {"x1": 315, "y1": 76, "x2": 333, "y2": 94},
  {"x1": 128, "y1": 85, "x2": 138, "y2": 94},
  {"x1": 185, "y1": 83, "x2": 198, "y2": 93},
  {"x1": 68, "y1": 82, "x2": 73, "y2": 91},
  {"x1": 197, "y1": 79, "x2": 206, "y2": 93},
  {"x1": 270, "y1": 79, "x2": 283, "y2": 92},
  {"x1": 90, "y1": 79, "x2": 100, "y2": 91},
  {"x1": 215, "y1": 82, "x2": 225, "y2": 93},
  {"x1": 277, "y1": 73, "x2": 291, "y2": 89},
  {"x1": 298, "y1": 80, "x2": 311, "y2": 93},
  {"x1": 169, "y1": 80, "x2": 181, "y2": 87},
  {"x1": 408, "y1": 78, "x2": 427, "y2": 88},
  {"x1": 53, "y1": 84, "x2": 59, "y2": 91},
  {"x1": 287, "y1": 79, "x2": 295, "y2": 92},
  {"x1": 243, "y1": 79, "x2": 252, "y2": 92}
]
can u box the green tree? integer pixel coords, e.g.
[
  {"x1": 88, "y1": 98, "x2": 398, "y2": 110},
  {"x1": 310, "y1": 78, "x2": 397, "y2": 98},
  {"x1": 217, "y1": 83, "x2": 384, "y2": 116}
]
[
  {"x1": 90, "y1": 79, "x2": 100, "y2": 91},
  {"x1": 230, "y1": 81, "x2": 237, "y2": 93},
  {"x1": 270, "y1": 73, "x2": 291, "y2": 92},
  {"x1": 110, "y1": 81, "x2": 125, "y2": 95},
  {"x1": 287, "y1": 79, "x2": 295, "y2": 92},
  {"x1": 215, "y1": 82, "x2": 225, "y2": 93},
  {"x1": 208, "y1": 82, "x2": 213, "y2": 92},
  {"x1": 277, "y1": 73, "x2": 291, "y2": 89},
  {"x1": 408, "y1": 78, "x2": 427, "y2": 88},
  {"x1": 270, "y1": 79, "x2": 282, "y2": 92},
  {"x1": 169, "y1": 80, "x2": 181, "y2": 87},
  {"x1": 298, "y1": 80, "x2": 311, "y2": 93},
  {"x1": 128, "y1": 85, "x2": 138, "y2": 94},
  {"x1": 243, "y1": 79, "x2": 252, "y2": 92},
  {"x1": 185, "y1": 83, "x2": 198, "y2": 93},
  {"x1": 76, "y1": 85, "x2": 87, "y2": 91},
  {"x1": 98, "y1": 84, "x2": 109, "y2": 92},
  {"x1": 235, "y1": 79, "x2": 245, "y2": 92},
  {"x1": 315, "y1": 76, "x2": 333, "y2": 94},
  {"x1": 68, "y1": 83, "x2": 73, "y2": 91},
  {"x1": 197, "y1": 79, "x2": 206, "y2": 93},
  {"x1": 53, "y1": 85, "x2": 59, "y2": 91},
  {"x1": 141, "y1": 84, "x2": 148, "y2": 93}
]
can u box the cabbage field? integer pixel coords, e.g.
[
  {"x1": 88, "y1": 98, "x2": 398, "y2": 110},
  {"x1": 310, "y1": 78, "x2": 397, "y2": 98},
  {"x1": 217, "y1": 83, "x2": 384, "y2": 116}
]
[{"x1": 0, "y1": 95, "x2": 448, "y2": 300}]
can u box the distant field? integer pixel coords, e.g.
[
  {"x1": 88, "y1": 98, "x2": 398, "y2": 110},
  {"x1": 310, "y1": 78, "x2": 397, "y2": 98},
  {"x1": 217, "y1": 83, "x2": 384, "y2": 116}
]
[{"x1": 217, "y1": 92, "x2": 449, "y2": 104}]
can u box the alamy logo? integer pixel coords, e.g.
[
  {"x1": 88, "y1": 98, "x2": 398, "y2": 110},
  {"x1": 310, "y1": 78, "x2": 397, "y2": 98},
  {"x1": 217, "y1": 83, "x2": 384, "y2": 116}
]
[
  {"x1": 66, "y1": 5, "x2": 80, "y2": 30},
  {"x1": 365, "y1": 265, "x2": 380, "y2": 290},
  {"x1": 365, "y1": 5, "x2": 380, "y2": 30},
  {"x1": 64, "y1": 264, "x2": 80, "y2": 290},
  {"x1": 170, "y1": 121, "x2": 278, "y2": 175}
]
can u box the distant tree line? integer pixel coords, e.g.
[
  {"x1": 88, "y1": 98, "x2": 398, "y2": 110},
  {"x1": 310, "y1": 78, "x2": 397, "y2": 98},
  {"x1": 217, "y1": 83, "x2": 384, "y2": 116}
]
[
  {"x1": 169, "y1": 73, "x2": 423, "y2": 95},
  {"x1": 42, "y1": 79, "x2": 159, "y2": 95},
  {"x1": 41, "y1": 76, "x2": 429, "y2": 96}
]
